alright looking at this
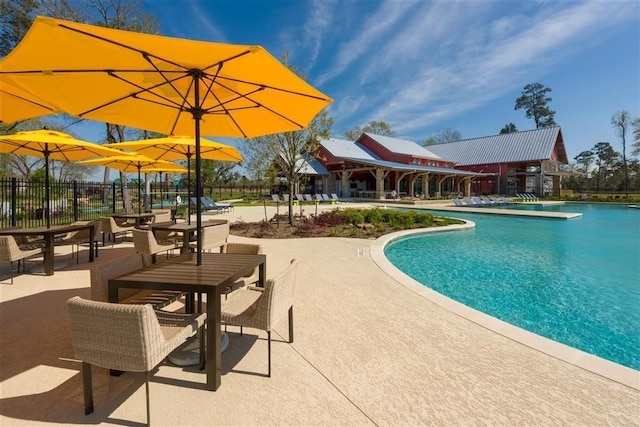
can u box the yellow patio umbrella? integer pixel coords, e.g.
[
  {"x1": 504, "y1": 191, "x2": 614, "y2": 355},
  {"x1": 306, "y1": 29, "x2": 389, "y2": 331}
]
[
  {"x1": 0, "y1": 15, "x2": 332, "y2": 263},
  {"x1": 79, "y1": 155, "x2": 184, "y2": 214},
  {"x1": 0, "y1": 78, "x2": 60, "y2": 123},
  {"x1": 113, "y1": 136, "x2": 243, "y2": 219},
  {"x1": 0, "y1": 129, "x2": 126, "y2": 227}
]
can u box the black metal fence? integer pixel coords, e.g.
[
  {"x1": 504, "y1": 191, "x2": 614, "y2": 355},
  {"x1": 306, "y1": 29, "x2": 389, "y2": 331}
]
[{"x1": 0, "y1": 178, "x2": 267, "y2": 228}]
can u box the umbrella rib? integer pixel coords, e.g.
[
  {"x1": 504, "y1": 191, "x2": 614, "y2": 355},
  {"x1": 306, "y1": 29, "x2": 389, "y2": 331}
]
[
  {"x1": 1, "y1": 89, "x2": 57, "y2": 111},
  {"x1": 79, "y1": 72, "x2": 192, "y2": 117},
  {"x1": 58, "y1": 22, "x2": 254, "y2": 78},
  {"x1": 199, "y1": 64, "x2": 247, "y2": 138},
  {"x1": 217, "y1": 75, "x2": 331, "y2": 101}
]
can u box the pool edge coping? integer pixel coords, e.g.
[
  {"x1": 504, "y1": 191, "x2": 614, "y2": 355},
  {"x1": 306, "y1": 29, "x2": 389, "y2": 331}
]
[{"x1": 369, "y1": 223, "x2": 640, "y2": 391}]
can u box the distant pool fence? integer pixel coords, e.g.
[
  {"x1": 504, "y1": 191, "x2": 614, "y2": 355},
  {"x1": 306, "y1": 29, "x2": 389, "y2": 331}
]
[{"x1": 0, "y1": 178, "x2": 266, "y2": 228}]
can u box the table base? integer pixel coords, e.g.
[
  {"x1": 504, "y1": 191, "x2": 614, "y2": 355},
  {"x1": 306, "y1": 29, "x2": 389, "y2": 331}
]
[{"x1": 168, "y1": 332, "x2": 229, "y2": 366}]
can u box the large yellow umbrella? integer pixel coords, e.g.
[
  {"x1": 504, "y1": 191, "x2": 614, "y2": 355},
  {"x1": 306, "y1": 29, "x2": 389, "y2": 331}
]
[
  {"x1": 0, "y1": 78, "x2": 60, "y2": 123},
  {"x1": 113, "y1": 136, "x2": 243, "y2": 218},
  {"x1": 0, "y1": 15, "x2": 332, "y2": 263},
  {"x1": 79, "y1": 155, "x2": 184, "y2": 214},
  {"x1": 0, "y1": 129, "x2": 126, "y2": 227}
]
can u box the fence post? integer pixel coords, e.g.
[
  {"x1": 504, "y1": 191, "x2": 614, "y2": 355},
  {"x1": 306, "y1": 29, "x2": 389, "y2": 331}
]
[
  {"x1": 73, "y1": 181, "x2": 79, "y2": 222},
  {"x1": 112, "y1": 182, "x2": 116, "y2": 213},
  {"x1": 11, "y1": 177, "x2": 17, "y2": 226}
]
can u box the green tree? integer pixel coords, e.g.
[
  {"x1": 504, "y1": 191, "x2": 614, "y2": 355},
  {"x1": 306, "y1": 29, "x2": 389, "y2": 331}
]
[
  {"x1": 632, "y1": 117, "x2": 640, "y2": 157},
  {"x1": 423, "y1": 127, "x2": 462, "y2": 146},
  {"x1": 499, "y1": 123, "x2": 518, "y2": 134},
  {"x1": 0, "y1": 0, "x2": 39, "y2": 56},
  {"x1": 244, "y1": 109, "x2": 333, "y2": 225},
  {"x1": 592, "y1": 142, "x2": 619, "y2": 192},
  {"x1": 574, "y1": 150, "x2": 594, "y2": 175},
  {"x1": 611, "y1": 110, "x2": 630, "y2": 195},
  {"x1": 242, "y1": 54, "x2": 334, "y2": 225},
  {"x1": 514, "y1": 83, "x2": 557, "y2": 128},
  {"x1": 343, "y1": 120, "x2": 395, "y2": 141}
]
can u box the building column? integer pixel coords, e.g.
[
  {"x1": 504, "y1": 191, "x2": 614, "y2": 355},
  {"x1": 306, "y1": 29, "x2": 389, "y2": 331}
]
[
  {"x1": 422, "y1": 174, "x2": 429, "y2": 197},
  {"x1": 340, "y1": 171, "x2": 352, "y2": 198},
  {"x1": 375, "y1": 168, "x2": 386, "y2": 200}
]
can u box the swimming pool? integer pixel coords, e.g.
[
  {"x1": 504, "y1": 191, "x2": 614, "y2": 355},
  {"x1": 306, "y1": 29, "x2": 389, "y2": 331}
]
[{"x1": 384, "y1": 203, "x2": 640, "y2": 370}]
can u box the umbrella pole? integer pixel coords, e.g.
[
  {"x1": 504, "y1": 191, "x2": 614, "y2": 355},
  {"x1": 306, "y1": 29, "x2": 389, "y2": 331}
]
[
  {"x1": 187, "y1": 154, "x2": 191, "y2": 225},
  {"x1": 194, "y1": 78, "x2": 203, "y2": 266},
  {"x1": 44, "y1": 147, "x2": 51, "y2": 228},
  {"x1": 137, "y1": 165, "x2": 142, "y2": 214},
  {"x1": 160, "y1": 172, "x2": 163, "y2": 209}
]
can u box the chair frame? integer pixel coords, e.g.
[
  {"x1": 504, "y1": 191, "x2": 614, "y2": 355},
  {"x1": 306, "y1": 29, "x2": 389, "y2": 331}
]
[
  {"x1": 222, "y1": 259, "x2": 297, "y2": 377},
  {"x1": 0, "y1": 235, "x2": 43, "y2": 284},
  {"x1": 67, "y1": 296, "x2": 205, "y2": 425}
]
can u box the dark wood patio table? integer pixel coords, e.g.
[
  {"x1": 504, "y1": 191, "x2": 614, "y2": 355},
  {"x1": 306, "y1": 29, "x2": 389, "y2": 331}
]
[
  {"x1": 110, "y1": 212, "x2": 154, "y2": 228},
  {"x1": 108, "y1": 252, "x2": 267, "y2": 391},
  {"x1": 0, "y1": 223, "x2": 95, "y2": 275}
]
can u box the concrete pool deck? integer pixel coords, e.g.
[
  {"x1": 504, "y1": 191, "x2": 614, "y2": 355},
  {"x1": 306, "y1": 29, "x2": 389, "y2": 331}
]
[{"x1": 1, "y1": 202, "x2": 638, "y2": 426}]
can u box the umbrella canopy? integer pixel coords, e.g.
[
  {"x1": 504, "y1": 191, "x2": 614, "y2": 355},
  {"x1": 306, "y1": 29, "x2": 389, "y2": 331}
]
[
  {"x1": 79, "y1": 155, "x2": 183, "y2": 214},
  {"x1": 0, "y1": 78, "x2": 60, "y2": 123},
  {"x1": 0, "y1": 129, "x2": 126, "y2": 227},
  {"x1": 112, "y1": 136, "x2": 243, "y2": 163},
  {"x1": 0, "y1": 16, "x2": 332, "y2": 263},
  {"x1": 113, "y1": 136, "x2": 243, "y2": 221}
]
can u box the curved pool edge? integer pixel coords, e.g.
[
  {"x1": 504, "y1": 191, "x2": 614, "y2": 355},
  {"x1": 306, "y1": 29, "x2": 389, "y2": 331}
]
[{"x1": 369, "y1": 222, "x2": 640, "y2": 391}]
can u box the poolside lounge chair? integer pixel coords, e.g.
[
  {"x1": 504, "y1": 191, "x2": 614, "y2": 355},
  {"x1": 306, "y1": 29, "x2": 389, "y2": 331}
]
[
  {"x1": 295, "y1": 194, "x2": 305, "y2": 203},
  {"x1": 67, "y1": 296, "x2": 206, "y2": 426},
  {"x1": 271, "y1": 194, "x2": 281, "y2": 203},
  {"x1": 222, "y1": 259, "x2": 297, "y2": 377},
  {"x1": 451, "y1": 198, "x2": 464, "y2": 207},
  {"x1": 198, "y1": 197, "x2": 226, "y2": 213},
  {"x1": 304, "y1": 194, "x2": 316, "y2": 203},
  {"x1": 330, "y1": 193, "x2": 341, "y2": 203},
  {"x1": 203, "y1": 196, "x2": 233, "y2": 212},
  {"x1": 320, "y1": 194, "x2": 334, "y2": 204},
  {"x1": 462, "y1": 197, "x2": 478, "y2": 207}
]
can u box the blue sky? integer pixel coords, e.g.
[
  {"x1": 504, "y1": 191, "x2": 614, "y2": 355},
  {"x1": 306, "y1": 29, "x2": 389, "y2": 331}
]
[{"x1": 73, "y1": 0, "x2": 639, "y2": 172}]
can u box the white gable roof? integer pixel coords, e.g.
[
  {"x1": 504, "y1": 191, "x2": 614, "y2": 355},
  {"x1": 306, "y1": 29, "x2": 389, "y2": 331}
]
[{"x1": 362, "y1": 133, "x2": 442, "y2": 159}]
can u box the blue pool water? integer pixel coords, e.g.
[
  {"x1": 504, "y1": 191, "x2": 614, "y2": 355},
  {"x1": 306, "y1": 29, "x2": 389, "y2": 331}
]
[{"x1": 384, "y1": 203, "x2": 640, "y2": 370}]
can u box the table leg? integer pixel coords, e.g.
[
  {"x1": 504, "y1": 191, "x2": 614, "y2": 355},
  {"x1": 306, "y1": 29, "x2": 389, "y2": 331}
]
[
  {"x1": 206, "y1": 289, "x2": 222, "y2": 391},
  {"x1": 181, "y1": 230, "x2": 190, "y2": 254},
  {"x1": 44, "y1": 234, "x2": 54, "y2": 276},
  {"x1": 88, "y1": 226, "x2": 95, "y2": 263}
]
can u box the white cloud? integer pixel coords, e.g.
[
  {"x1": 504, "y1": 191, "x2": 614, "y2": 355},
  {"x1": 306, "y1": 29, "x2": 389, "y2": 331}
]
[
  {"x1": 316, "y1": 0, "x2": 418, "y2": 86},
  {"x1": 185, "y1": 1, "x2": 227, "y2": 42},
  {"x1": 303, "y1": 0, "x2": 337, "y2": 68},
  {"x1": 338, "y1": 0, "x2": 638, "y2": 138}
]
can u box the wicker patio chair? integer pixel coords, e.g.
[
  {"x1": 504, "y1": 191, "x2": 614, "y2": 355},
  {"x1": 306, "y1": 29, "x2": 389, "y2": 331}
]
[
  {"x1": 132, "y1": 229, "x2": 175, "y2": 265},
  {"x1": 100, "y1": 216, "x2": 134, "y2": 246},
  {"x1": 0, "y1": 235, "x2": 43, "y2": 284},
  {"x1": 222, "y1": 242, "x2": 264, "y2": 296},
  {"x1": 67, "y1": 296, "x2": 206, "y2": 425},
  {"x1": 54, "y1": 220, "x2": 101, "y2": 264},
  {"x1": 90, "y1": 254, "x2": 183, "y2": 308},
  {"x1": 221, "y1": 259, "x2": 297, "y2": 377},
  {"x1": 188, "y1": 221, "x2": 229, "y2": 253}
]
